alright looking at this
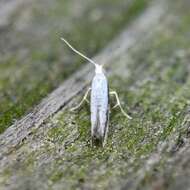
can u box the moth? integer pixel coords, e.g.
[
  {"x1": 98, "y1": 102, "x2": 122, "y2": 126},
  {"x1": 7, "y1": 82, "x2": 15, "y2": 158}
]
[{"x1": 61, "y1": 38, "x2": 132, "y2": 147}]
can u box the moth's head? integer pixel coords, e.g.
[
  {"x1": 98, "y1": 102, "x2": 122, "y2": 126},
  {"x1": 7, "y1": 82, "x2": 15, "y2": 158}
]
[{"x1": 95, "y1": 64, "x2": 104, "y2": 74}]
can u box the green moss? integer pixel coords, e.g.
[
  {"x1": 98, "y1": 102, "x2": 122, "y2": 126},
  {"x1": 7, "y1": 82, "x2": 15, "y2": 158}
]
[
  {"x1": 44, "y1": 1, "x2": 190, "y2": 187},
  {"x1": 50, "y1": 171, "x2": 64, "y2": 183},
  {"x1": 0, "y1": 0, "x2": 149, "y2": 133},
  {"x1": 2, "y1": 0, "x2": 190, "y2": 189}
]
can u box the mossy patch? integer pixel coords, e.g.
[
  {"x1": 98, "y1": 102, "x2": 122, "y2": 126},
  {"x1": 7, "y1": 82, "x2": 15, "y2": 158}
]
[
  {"x1": 2, "y1": 0, "x2": 190, "y2": 189},
  {"x1": 0, "y1": 0, "x2": 149, "y2": 133}
]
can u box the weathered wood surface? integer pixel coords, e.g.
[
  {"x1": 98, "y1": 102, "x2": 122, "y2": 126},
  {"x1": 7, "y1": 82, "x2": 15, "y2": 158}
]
[
  {"x1": 1, "y1": 0, "x2": 190, "y2": 189},
  {"x1": 0, "y1": 0, "x2": 147, "y2": 133},
  {"x1": 0, "y1": 1, "x2": 164, "y2": 159},
  {"x1": 0, "y1": 0, "x2": 25, "y2": 28}
]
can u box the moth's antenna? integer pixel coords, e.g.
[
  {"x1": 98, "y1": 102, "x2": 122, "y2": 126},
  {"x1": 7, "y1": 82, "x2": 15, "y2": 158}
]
[{"x1": 61, "y1": 37, "x2": 98, "y2": 67}]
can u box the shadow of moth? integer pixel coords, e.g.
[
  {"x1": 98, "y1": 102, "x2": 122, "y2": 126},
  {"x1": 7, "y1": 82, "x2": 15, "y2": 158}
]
[{"x1": 61, "y1": 37, "x2": 132, "y2": 147}]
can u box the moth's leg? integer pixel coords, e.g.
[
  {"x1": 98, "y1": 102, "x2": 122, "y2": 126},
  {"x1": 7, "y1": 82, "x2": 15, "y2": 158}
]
[
  {"x1": 109, "y1": 91, "x2": 132, "y2": 119},
  {"x1": 70, "y1": 88, "x2": 91, "y2": 111}
]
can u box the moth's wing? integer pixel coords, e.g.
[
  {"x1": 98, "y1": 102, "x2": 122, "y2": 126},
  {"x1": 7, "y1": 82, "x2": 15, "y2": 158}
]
[
  {"x1": 102, "y1": 105, "x2": 110, "y2": 147},
  {"x1": 91, "y1": 73, "x2": 109, "y2": 146},
  {"x1": 90, "y1": 86, "x2": 100, "y2": 146},
  {"x1": 99, "y1": 88, "x2": 110, "y2": 147}
]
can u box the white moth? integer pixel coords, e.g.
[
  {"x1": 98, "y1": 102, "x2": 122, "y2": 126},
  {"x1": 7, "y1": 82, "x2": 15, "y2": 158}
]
[{"x1": 61, "y1": 37, "x2": 132, "y2": 147}]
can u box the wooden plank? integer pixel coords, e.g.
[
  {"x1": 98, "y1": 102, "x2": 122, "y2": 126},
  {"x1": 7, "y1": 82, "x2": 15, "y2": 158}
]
[{"x1": 0, "y1": 1, "x2": 165, "y2": 159}]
